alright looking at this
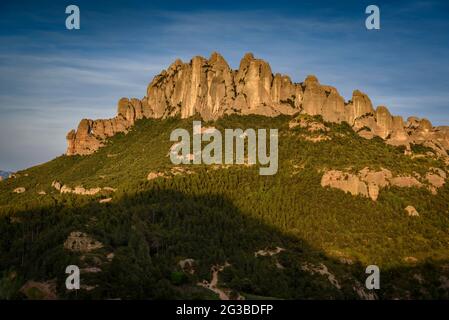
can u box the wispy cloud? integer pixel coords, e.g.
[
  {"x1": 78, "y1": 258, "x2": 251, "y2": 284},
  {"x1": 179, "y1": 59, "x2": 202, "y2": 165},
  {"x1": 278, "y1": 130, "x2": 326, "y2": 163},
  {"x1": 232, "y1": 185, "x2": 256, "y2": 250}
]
[{"x1": 1, "y1": 2, "x2": 449, "y2": 170}]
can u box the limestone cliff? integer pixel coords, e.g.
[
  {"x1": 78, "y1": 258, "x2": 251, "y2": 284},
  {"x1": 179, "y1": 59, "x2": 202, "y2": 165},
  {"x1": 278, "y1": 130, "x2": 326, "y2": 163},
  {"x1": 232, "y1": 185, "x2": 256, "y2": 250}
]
[{"x1": 66, "y1": 52, "x2": 449, "y2": 157}]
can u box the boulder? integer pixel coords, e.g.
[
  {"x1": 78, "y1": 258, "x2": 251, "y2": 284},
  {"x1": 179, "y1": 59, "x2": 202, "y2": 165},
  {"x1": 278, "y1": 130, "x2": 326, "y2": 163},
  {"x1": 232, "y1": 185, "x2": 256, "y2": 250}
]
[
  {"x1": 404, "y1": 256, "x2": 418, "y2": 263},
  {"x1": 147, "y1": 171, "x2": 165, "y2": 180},
  {"x1": 13, "y1": 187, "x2": 26, "y2": 194},
  {"x1": 405, "y1": 205, "x2": 419, "y2": 217},
  {"x1": 51, "y1": 180, "x2": 61, "y2": 191}
]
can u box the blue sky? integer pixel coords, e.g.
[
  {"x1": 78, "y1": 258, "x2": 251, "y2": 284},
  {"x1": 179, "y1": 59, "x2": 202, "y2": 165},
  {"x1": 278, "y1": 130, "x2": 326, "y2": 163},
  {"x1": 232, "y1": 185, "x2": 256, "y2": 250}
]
[{"x1": 1, "y1": 0, "x2": 449, "y2": 171}]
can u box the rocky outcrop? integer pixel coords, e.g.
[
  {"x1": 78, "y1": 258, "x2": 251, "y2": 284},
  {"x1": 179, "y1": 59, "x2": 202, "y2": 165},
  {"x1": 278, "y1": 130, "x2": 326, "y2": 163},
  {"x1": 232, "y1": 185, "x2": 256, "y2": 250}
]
[
  {"x1": 64, "y1": 231, "x2": 103, "y2": 252},
  {"x1": 301, "y1": 263, "x2": 341, "y2": 290},
  {"x1": 290, "y1": 116, "x2": 332, "y2": 142},
  {"x1": 51, "y1": 180, "x2": 115, "y2": 195},
  {"x1": 289, "y1": 116, "x2": 330, "y2": 132},
  {"x1": 321, "y1": 170, "x2": 371, "y2": 199},
  {"x1": 405, "y1": 205, "x2": 419, "y2": 217},
  {"x1": 321, "y1": 167, "x2": 447, "y2": 200},
  {"x1": 147, "y1": 172, "x2": 166, "y2": 180},
  {"x1": 389, "y1": 176, "x2": 422, "y2": 188},
  {"x1": 178, "y1": 258, "x2": 196, "y2": 275},
  {"x1": 66, "y1": 52, "x2": 449, "y2": 157},
  {"x1": 20, "y1": 280, "x2": 57, "y2": 300},
  {"x1": 13, "y1": 187, "x2": 26, "y2": 194},
  {"x1": 51, "y1": 180, "x2": 61, "y2": 191},
  {"x1": 404, "y1": 256, "x2": 418, "y2": 263},
  {"x1": 66, "y1": 98, "x2": 149, "y2": 155},
  {"x1": 353, "y1": 281, "x2": 377, "y2": 300},
  {"x1": 403, "y1": 118, "x2": 449, "y2": 157},
  {"x1": 60, "y1": 185, "x2": 102, "y2": 195},
  {"x1": 426, "y1": 168, "x2": 447, "y2": 194},
  {"x1": 147, "y1": 167, "x2": 196, "y2": 180}
]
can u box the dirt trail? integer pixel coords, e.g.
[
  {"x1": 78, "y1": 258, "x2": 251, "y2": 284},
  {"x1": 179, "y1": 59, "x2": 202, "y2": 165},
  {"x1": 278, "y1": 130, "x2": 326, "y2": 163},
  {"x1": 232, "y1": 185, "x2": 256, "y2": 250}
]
[{"x1": 198, "y1": 262, "x2": 242, "y2": 300}]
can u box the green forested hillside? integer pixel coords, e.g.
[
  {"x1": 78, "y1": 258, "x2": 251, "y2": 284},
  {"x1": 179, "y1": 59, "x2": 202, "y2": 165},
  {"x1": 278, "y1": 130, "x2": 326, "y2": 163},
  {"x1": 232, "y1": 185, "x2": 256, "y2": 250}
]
[{"x1": 1, "y1": 114, "x2": 449, "y2": 299}]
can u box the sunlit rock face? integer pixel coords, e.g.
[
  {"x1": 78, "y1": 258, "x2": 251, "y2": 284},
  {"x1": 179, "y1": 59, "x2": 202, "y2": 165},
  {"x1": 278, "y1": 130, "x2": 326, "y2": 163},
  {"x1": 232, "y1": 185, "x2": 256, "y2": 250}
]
[{"x1": 66, "y1": 52, "x2": 449, "y2": 157}]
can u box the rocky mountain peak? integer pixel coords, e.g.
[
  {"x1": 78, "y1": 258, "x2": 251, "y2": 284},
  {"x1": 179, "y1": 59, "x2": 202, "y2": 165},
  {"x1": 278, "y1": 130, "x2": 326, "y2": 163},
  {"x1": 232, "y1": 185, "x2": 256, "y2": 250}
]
[
  {"x1": 66, "y1": 52, "x2": 449, "y2": 158},
  {"x1": 304, "y1": 75, "x2": 319, "y2": 86}
]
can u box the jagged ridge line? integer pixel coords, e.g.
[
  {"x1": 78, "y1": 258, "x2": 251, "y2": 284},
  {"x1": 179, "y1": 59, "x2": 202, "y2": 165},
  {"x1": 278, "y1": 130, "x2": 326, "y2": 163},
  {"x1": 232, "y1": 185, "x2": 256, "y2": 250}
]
[{"x1": 66, "y1": 52, "x2": 449, "y2": 157}]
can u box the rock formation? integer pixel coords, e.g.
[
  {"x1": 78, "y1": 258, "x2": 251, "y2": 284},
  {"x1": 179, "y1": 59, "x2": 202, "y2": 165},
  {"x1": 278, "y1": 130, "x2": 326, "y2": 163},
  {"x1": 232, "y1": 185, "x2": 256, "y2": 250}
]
[
  {"x1": 20, "y1": 280, "x2": 58, "y2": 300},
  {"x1": 301, "y1": 263, "x2": 341, "y2": 290},
  {"x1": 405, "y1": 205, "x2": 419, "y2": 217},
  {"x1": 289, "y1": 116, "x2": 330, "y2": 132},
  {"x1": 99, "y1": 198, "x2": 112, "y2": 204},
  {"x1": 321, "y1": 167, "x2": 446, "y2": 200},
  {"x1": 147, "y1": 167, "x2": 196, "y2": 180},
  {"x1": 66, "y1": 52, "x2": 449, "y2": 157},
  {"x1": 64, "y1": 231, "x2": 103, "y2": 252},
  {"x1": 178, "y1": 258, "x2": 196, "y2": 275},
  {"x1": 13, "y1": 187, "x2": 26, "y2": 194},
  {"x1": 321, "y1": 170, "x2": 371, "y2": 199},
  {"x1": 51, "y1": 180, "x2": 116, "y2": 195}
]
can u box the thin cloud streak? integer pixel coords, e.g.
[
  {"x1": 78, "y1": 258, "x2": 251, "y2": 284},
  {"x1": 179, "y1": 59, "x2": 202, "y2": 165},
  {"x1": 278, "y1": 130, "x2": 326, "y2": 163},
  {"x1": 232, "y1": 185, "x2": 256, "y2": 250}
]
[{"x1": 1, "y1": 2, "x2": 449, "y2": 170}]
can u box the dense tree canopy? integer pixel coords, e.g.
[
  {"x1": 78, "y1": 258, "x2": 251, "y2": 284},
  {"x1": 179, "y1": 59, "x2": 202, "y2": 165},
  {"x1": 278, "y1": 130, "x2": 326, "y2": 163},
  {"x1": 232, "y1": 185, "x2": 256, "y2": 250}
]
[{"x1": 1, "y1": 115, "x2": 449, "y2": 299}]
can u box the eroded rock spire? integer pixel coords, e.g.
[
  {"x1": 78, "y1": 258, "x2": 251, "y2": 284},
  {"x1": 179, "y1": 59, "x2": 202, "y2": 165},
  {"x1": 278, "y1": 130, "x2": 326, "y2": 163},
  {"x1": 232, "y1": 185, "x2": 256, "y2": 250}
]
[{"x1": 66, "y1": 52, "x2": 449, "y2": 157}]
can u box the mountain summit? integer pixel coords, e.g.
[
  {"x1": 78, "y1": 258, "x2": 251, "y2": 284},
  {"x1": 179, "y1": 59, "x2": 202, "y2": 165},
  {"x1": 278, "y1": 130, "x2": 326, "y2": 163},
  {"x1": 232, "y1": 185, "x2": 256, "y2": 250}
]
[
  {"x1": 2, "y1": 57, "x2": 449, "y2": 298},
  {"x1": 66, "y1": 52, "x2": 449, "y2": 158}
]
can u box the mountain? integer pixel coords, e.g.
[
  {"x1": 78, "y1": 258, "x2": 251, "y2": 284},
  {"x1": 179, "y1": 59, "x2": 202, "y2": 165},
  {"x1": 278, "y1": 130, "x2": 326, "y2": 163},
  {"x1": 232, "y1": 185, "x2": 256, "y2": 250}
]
[
  {"x1": 66, "y1": 52, "x2": 449, "y2": 159},
  {"x1": 1, "y1": 53, "x2": 449, "y2": 300}
]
